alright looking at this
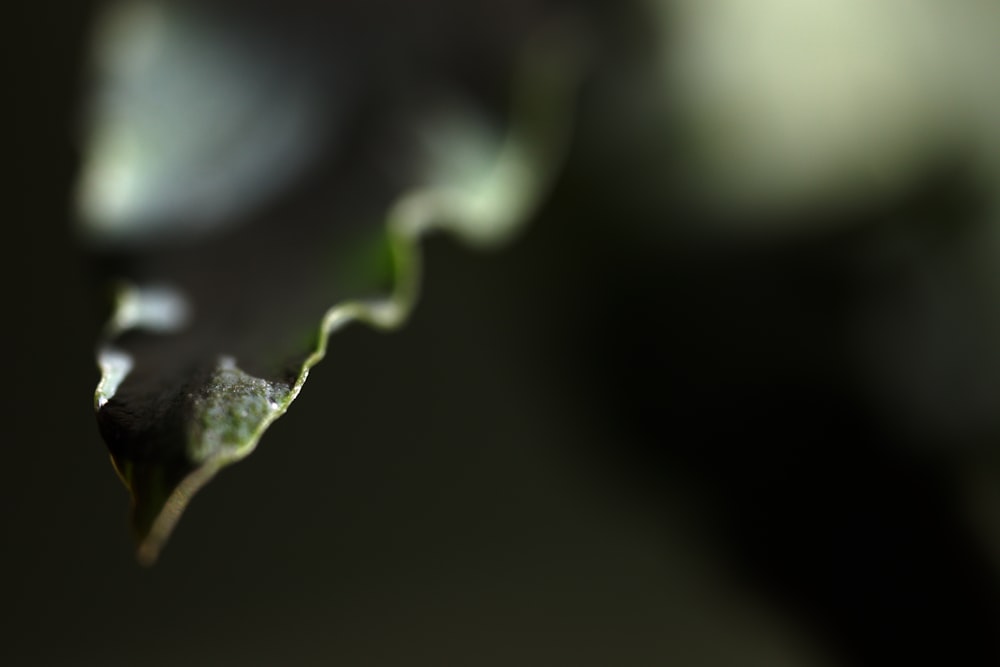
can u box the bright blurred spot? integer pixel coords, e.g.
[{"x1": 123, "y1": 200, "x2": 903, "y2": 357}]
[
  {"x1": 110, "y1": 283, "x2": 191, "y2": 334},
  {"x1": 76, "y1": 0, "x2": 333, "y2": 245},
  {"x1": 654, "y1": 0, "x2": 1000, "y2": 224}
]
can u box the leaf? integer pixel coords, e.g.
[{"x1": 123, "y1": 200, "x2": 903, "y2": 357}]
[{"x1": 81, "y1": 0, "x2": 586, "y2": 564}]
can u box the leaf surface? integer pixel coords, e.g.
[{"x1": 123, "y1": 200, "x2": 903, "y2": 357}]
[{"x1": 81, "y1": 0, "x2": 586, "y2": 563}]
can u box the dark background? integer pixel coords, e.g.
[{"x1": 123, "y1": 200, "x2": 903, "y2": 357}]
[{"x1": 5, "y1": 2, "x2": 1000, "y2": 665}]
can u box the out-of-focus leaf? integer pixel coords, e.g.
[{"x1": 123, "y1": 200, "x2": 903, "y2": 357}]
[{"x1": 82, "y1": 0, "x2": 587, "y2": 564}]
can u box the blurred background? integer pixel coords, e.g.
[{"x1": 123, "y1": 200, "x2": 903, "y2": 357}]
[{"x1": 5, "y1": 1, "x2": 1000, "y2": 664}]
